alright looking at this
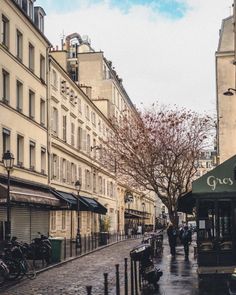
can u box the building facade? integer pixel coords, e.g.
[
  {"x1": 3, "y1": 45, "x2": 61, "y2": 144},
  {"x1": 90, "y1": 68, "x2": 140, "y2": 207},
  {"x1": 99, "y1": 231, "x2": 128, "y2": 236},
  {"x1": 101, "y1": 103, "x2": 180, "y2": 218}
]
[{"x1": 0, "y1": 0, "x2": 156, "y2": 242}]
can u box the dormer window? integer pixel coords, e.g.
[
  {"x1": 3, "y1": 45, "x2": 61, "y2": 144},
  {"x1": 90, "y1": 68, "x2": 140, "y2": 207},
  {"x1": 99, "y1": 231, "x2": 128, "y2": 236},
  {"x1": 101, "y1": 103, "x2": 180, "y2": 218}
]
[
  {"x1": 28, "y1": 0, "x2": 34, "y2": 20},
  {"x1": 34, "y1": 6, "x2": 46, "y2": 33}
]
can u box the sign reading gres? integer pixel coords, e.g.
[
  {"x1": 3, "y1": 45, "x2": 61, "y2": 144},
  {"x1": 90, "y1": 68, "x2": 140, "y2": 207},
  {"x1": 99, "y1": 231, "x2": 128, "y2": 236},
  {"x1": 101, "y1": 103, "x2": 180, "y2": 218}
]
[{"x1": 206, "y1": 176, "x2": 234, "y2": 191}]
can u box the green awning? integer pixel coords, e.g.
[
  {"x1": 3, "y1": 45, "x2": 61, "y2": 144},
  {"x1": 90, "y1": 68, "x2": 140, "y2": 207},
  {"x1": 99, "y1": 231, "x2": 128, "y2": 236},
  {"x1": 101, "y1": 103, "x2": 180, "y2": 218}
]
[{"x1": 79, "y1": 196, "x2": 107, "y2": 215}]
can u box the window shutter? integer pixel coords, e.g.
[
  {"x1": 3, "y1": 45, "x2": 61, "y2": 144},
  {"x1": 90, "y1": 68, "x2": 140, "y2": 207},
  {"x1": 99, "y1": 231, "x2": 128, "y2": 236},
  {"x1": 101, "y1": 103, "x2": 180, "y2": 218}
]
[{"x1": 50, "y1": 154, "x2": 54, "y2": 180}]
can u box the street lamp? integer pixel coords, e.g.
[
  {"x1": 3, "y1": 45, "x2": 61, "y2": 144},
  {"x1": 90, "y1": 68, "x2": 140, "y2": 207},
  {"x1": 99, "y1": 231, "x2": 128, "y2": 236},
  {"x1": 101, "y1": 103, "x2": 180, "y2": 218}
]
[
  {"x1": 124, "y1": 191, "x2": 133, "y2": 236},
  {"x1": 223, "y1": 88, "x2": 236, "y2": 96},
  {"x1": 75, "y1": 180, "x2": 81, "y2": 249},
  {"x1": 154, "y1": 205, "x2": 156, "y2": 232},
  {"x1": 142, "y1": 202, "x2": 145, "y2": 234},
  {"x1": 2, "y1": 150, "x2": 14, "y2": 240}
]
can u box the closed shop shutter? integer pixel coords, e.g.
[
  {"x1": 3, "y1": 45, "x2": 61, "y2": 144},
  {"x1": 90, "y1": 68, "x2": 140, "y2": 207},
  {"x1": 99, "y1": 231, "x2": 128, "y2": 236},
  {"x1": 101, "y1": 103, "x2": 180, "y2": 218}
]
[
  {"x1": 31, "y1": 209, "x2": 49, "y2": 240},
  {"x1": 0, "y1": 207, "x2": 6, "y2": 240},
  {"x1": 11, "y1": 207, "x2": 31, "y2": 243}
]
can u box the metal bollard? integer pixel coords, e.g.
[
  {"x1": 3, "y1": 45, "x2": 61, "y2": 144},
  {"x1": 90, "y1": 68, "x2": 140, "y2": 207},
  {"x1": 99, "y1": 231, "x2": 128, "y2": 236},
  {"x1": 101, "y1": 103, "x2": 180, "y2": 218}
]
[
  {"x1": 64, "y1": 237, "x2": 67, "y2": 260},
  {"x1": 104, "y1": 272, "x2": 109, "y2": 295},
  {"x1": 124, "y1": 258, "x2": 128, "y2": 295},
  {"x1": 130, "y1": 258, "x2": 134, "y2": 295},
  {"x1": 86, "y1": 285, "x2": 92, "y2": 295},
  {"x1": 116, "y1": 264, "x2": 120, "y2": 295}
]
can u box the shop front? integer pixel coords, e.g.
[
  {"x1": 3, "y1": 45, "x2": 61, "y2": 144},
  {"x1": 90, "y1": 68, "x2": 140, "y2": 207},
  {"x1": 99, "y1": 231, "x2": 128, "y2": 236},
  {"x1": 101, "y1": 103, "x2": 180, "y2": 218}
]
[{"x1": 178, "y1": 155, "x2": 236, "y2": 275}]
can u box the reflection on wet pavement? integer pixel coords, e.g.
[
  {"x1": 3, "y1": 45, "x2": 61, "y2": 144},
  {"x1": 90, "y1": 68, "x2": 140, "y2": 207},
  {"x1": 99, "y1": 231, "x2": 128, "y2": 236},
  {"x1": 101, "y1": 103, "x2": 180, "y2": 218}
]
[{"x1": 141, "y1": 233, "x2": 230, "y2": 295}]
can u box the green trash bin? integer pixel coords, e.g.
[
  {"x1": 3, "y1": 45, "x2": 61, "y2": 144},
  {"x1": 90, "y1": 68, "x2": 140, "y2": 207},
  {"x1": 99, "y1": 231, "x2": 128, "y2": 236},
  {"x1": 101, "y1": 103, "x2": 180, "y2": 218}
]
[{"x1": 49, "y1": 237, "x2": 63, "y2": 263}]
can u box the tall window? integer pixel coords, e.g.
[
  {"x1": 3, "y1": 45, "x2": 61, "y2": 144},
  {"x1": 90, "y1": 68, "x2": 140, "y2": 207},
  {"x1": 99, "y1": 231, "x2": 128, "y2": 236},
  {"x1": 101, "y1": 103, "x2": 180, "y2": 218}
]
[
  {"x1": 77, "y1": 127, "x2": 82, "y2": 150},
  {"x1": 50, "y1": 212, "x2": 56, "y2": 231},
  {"x1": 40, "y1": 55, "x2": 45, "y2": 82},
  {"x1": 85, "y1": 170, "x2": 91, "y2": 190},
  {"x1": 1, "y1": 15, "x2": 9, "y2": 48},
  {"x1": 52, "y1": 107, "x2": 58, "y2": 135},
  {"x1": 62, "y1": 115, "x2": 67, "y2": 141},
  {"x1": 61, "y1": 211, "x2": 66, "y2": 230},
  {"x1": 52, "y1": 154, "x2": 58, "y2": 179},
  {"x1": 71, "y1": 123, "x2": 75, "y2": 146},
  {"x1": 29, "y1": 141, "x2": 35, "y2": 170},
  {"x1": 29, "y1": 90, "x2": 35, "y2": 119},
  {"x1": 40, "y1": 99, "x2": 46, "y2": 125},
  {"x1": 86, "y1": 134, "x2": 91, "y2": 154},
  {"x1": 17, "y1": 134, "x2": 24, "y2": 167},
  {"x1": 16, "y1": 80, "x2": 23, "y2": 112},
  {"x1": 78, "y1": 98, "x2": 82, "y2": 113},
  {"x1": 71, "y1": 163, "x2": 76, "y2": 184},
  {"x1": 16, "y1": 30, "x2": 23, "y2": 60},
  {"x1": 41, "y1": 147, "x2": 46, "y2": 174},
  {"x1": 28, "y1": 0, "x2": 34, "y2": 19},
  {"x1": 93, "y1": 172, "x2": 96, "y2": 193},
  {"x1": 62, "y1": 159, "x2": 66, "y2": 182},
  {"x1": 51, "y1": 70, "x2": 57, "y2": 88},
  {"x1": 28, "y1": 42, "x2": 35, "y2": 72},
  {"x1": 2, "y1": 128, "x2": 10, "y2": 153},
  {"x1": 2, "y1": 69, "x2": 9, "y2": 103}
]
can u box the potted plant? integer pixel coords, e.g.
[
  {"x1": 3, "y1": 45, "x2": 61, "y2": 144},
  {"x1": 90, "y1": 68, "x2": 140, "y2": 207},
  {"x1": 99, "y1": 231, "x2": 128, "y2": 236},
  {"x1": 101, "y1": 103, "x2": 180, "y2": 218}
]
[{"x1": 99, "y1": 216, "x2": 111, "y2": 245}]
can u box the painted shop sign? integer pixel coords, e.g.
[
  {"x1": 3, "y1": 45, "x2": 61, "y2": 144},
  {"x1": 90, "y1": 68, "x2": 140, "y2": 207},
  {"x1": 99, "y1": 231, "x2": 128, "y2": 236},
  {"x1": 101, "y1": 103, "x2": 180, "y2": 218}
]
[{"x1": 206, "y1": 176, "x2": 233, "y2": 191}]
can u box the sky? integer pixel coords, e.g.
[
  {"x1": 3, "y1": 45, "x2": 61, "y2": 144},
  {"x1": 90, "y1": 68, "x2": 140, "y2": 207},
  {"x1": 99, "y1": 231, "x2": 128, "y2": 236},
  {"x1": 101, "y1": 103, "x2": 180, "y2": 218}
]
[{"x1": 36, "y1": 0, "x2": 233, "y2": 114}]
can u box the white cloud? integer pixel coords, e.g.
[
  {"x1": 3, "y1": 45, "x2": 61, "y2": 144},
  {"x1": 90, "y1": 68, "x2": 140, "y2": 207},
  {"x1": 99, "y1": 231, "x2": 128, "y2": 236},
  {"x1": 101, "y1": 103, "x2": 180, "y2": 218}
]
[{"x1": 42, "y1": 0, "x2": 232, "y2": 114}]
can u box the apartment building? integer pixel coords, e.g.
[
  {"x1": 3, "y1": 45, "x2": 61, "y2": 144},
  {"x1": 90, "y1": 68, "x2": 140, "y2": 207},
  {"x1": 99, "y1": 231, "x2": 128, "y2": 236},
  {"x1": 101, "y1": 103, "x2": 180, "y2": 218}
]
[
  {"x1": 216, "y1": 15, "x2": 236, "y2": 163},
  {"x1": 0, "y1": 0, "x2": 156, "y2": 242},
  {"x1": 0, "y1": 0, "x2": 68, "y2": 242}
]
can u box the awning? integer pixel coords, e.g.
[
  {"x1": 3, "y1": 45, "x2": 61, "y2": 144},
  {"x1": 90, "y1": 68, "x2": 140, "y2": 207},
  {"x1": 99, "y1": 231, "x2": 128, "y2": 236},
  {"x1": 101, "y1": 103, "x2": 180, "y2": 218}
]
[
  {"x1": 79, "y1": 196, "x2": 107, "y2": 215},
  {"x1": 125, "y1": 209, "x2": 149, "y2": 219},
  {"x1": 177, "y1": 191, "x2": 195, "y2": 214},
  {"x1": 51, "y1": 191, "x2": 107, "y2": 214},
  {"x1": 0, "y1": 184, "x2": 61, "y2": 208}
]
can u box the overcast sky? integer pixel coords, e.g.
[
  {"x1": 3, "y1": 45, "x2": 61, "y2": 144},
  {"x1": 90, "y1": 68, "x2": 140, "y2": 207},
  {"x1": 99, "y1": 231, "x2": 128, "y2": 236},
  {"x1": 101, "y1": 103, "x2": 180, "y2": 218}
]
[{"x1": 36, "y1": 0, "x2": 232, "y2": 114}]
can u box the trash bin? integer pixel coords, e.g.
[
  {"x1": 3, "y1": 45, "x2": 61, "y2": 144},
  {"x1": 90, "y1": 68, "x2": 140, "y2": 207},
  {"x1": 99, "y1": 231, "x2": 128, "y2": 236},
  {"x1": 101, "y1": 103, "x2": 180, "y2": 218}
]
[
  {"x1": 49, "y1": 237, "x2": 64, "y2": 263},
  {"x1": 99, "y1": 232, "x2": 109, "y2": 246}
]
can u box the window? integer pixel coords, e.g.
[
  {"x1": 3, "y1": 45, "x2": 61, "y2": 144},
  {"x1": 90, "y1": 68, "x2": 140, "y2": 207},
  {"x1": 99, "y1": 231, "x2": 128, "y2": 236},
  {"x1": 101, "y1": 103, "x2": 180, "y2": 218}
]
[
  {"x1": 17, "y1": 134, "x2": 24, "y2": 167},
  {"x1": 28, "y1": 0, "x2": 34, "y2": 19},
  {"x1": 52, "y1": 107, "x2": 58, "y2": 135},
  {"x1": 71, "y1": 163, "x2": 76, "y2": 184},
  {"x1": 91, "y1": 112, "x2": 96, "y2": 125},
  {"x1": 50, "y1": 211, "x2": 56, "y2": 231},
  {"x1": 98, "y1": 176, "x2": 102, "y2": 194},
  {"x1": 71, "y1": 123, "x2": 75, "y2": 146},
  {"x1": 62, "y1": 115, "x2": 67, "y2": 141},
  {"x1": 85, "y1": 170, "x2": 91, "y2": 190},
  {"x1": 29, "y1": 90, "x2": 35, "y2": 119},
  {"x1": 38, "y1": 12, "x2": 44, "y2": 32},
  {"x1": 40, "y1": 55, "x2": 45, "y2": 82},
  {"x1": 77, "y1": 127, "x2": 82, "y2": 150},
  {"x1": 52, "y1": 154, "x2": 59, "y2": 179},
  {"x1": 16, "y1": 30, "x2": 23, "y2": 60},
  {"x1": 93, "y1": 172, "x2": 96, "y2": 193},
  {"x1": 2, "y1": 128, "x2": 10, "y2": 153},
  {"x1": 40, "y1": 99, "x2": 46, "y2": 125},
  {"x1": 86, "y1": 134, "x2": 91, "y2": 154},
  {"x1": 2, "y1": 69, "x2": 10, "y2": 103},
  {"x1": 62, "y1": 159, "x2": 67, "y2": 182},
  {"x1": 28, "y1": 43, "x2": 34, "y2": 72},
  {"x1": 16, "y1": 80, "x2": 23, "y2": 112},
  {"x1": 29, "y1": 141, "x2": 35, "y2": 170},
  {"x1": 51, "y1": 70, "x2": 57, "y2": 88},
  {"x1": 61, "y1": 211, "x2": 66, "y2": 230},
  {"x1": 41, "y1": 147, "x2": 46, "y2": 174},
  {"x1": 85, "y1": 105, "x2": 90, "y2": 120},
  {"x1": 1, "y1": 15, "x2": 9, "y2": 48}
]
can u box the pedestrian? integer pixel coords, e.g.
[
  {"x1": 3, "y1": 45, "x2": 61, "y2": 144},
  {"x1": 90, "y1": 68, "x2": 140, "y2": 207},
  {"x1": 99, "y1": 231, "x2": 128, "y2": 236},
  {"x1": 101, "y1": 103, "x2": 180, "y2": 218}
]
[
  {"x1": 181, "y1": 225, "x2": 192, "y2": 260},
  {"x1": 167, "y1": 223, "x2": 177, "y2": 256}
]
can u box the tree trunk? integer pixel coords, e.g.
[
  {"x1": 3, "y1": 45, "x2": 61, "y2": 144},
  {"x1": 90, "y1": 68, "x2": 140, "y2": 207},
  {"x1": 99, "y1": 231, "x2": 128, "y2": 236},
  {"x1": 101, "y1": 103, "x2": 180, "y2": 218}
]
[{"x1": 168, "y1": 208, "x2": 179, "y2": 228}]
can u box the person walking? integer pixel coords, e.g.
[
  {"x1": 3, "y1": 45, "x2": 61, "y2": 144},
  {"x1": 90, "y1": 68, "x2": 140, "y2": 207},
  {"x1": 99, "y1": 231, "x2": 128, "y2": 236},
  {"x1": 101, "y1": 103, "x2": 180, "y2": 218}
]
[
  {"x1": 167, "y1": 223, "x2": 177, "y2": 256},
  {"x1": 181, "y1": 225, "x2": 192, "y2": 260}
]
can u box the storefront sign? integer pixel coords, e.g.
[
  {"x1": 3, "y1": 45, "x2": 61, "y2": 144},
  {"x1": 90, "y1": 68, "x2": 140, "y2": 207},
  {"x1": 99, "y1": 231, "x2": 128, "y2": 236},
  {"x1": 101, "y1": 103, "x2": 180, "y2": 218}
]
[{"x1": 206, "y1": 176, "x2": 233, "y2": 191}]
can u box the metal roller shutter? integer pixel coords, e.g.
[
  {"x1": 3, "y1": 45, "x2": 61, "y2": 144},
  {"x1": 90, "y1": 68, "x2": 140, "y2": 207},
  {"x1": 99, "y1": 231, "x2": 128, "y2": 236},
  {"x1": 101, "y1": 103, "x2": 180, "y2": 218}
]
[
  {"x1": 0, "y1": 207, "x2": 6, "y2": 240},
  {"x1": 31, "y1": 209, "x2": 49, "y2": 240},
  {"x1": 11, "y1": 207, "x2": 31, "y2": 243}
]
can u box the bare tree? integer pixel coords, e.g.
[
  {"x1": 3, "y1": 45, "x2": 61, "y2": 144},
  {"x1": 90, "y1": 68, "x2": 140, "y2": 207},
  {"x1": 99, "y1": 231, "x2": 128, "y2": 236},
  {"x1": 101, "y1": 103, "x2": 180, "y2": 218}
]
[{"x1": 104, "y1": 103, "x2": 214, "y2": 226}]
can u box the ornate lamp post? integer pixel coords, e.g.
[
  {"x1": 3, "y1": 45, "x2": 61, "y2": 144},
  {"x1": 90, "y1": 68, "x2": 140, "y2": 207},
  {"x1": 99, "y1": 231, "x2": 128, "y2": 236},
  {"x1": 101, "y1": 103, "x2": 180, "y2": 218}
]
[
  {"x1": 75, "y1": 180, "x2": 81, "y2": 248},
  {"x1": 154, "y1": 205, "x2": 157, "y2": 232},
  {"x1": 2, "y1": 150, "x2": 14, "y2": 240},
  {"x1": 142, "y1": 202, "x2": 145, "y2": 234}
]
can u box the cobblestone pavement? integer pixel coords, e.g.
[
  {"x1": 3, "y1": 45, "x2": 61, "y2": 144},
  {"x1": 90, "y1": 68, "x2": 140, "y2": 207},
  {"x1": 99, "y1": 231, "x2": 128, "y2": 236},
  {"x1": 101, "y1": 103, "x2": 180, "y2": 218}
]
[{"x1": 1, "y1": 238, "x2": 141, "y2": 295}]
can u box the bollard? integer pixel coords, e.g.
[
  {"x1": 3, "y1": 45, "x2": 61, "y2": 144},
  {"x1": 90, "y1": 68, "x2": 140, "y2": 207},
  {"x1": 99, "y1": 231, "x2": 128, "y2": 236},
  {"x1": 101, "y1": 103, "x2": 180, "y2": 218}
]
[
  {"x1": 64, "y1": 237, "x2": 67, "y2": 260},
  {"x1": 85, "y1": 234, "x2": 87, "y2": 254},
  {"x1": 134, "y1": 260, "x2": 138, "y2": 295},
  {"x1": 70, "y1": 238, "x2": 73, "y2": 257},
  {"x1": 124, "y1": 258, "x2": 128, "y2": 295},
  {"x1": 104, "y1": 272, "x2": 109, "y2": 295},
  {"x1": 130, "y1": 258, "x2": 134, "y2": 295},
  {"x1": 86, "y1": 285, "x2": 92, "y2": 295},
  {"x1": 116, "y1": 264, "x2": 120, "y2": 295}
]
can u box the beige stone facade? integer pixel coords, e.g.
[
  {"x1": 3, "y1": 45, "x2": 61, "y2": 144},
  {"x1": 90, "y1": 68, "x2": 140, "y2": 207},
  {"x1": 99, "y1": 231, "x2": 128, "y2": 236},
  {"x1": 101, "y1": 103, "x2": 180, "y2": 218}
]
[
  {"x1": 216, "y1": 15, "x2": 236, "y2": 163},
  {"x1": 0, "y1": 0, "x2": 156, "y2": 241}
]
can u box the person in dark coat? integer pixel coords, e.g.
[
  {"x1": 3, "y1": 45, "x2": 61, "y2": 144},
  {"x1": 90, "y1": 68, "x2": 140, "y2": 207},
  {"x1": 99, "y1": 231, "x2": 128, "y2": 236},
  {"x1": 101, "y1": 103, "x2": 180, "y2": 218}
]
[
  {"x1": 167, "y1": 223, "x2": 177, "y2": 256},
  {"x1": 181, "y1": 225, "x2": 192, "y2": 260}
]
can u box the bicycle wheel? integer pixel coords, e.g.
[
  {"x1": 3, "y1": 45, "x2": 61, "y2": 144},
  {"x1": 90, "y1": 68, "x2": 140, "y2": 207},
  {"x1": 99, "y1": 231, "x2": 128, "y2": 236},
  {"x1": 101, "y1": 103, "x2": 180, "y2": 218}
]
[
  {"x1": 23, "y1": 260, "x2": 36, "y2": 280},
  {"x1": 5, "y1": 258, "x2": 21, "y2": 281},
  {"x1": 0, "y1": 268, "x2": 7, "y2": 286}
]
